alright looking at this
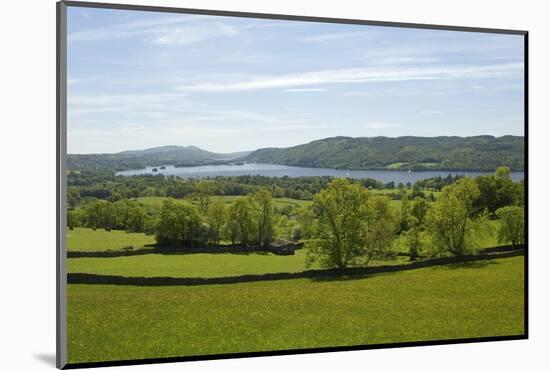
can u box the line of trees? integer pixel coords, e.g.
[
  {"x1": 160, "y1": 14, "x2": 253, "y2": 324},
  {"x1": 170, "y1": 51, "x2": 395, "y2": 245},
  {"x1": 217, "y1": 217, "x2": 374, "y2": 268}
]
[
  {"x1": 68, "y1": 167, "x2": 525, "y2": 265},
  {"x1": 67, "y1": 199, "x2": 154, "y2": 233},
  {"x1": 68, "y1": 171, "x2": 384, "y2": 206},
  {"x1": 154, "y1": 187, "x2": 276, "y2": 248},
  {"x1": 304, "y1": 167, "x2": 525, "y2": 270}
]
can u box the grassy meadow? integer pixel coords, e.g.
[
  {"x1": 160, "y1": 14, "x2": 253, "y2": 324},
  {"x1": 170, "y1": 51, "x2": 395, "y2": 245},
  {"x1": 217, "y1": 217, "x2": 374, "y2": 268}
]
[
  {"x1": 67, "y1": 250, "x2": 416, "y2": 278},
  {"x1": 66, "y1": 171, "x2": 525, "y2": 366},
  {"x1": 67, "y1": 227, "x2": 155, "y2": 252},
  {"x1": 66, "y1": 218, "x2": 500, "y2": 255},
  {"x1": 67, "y1": 256, "x2": 525, "y2": 364}
]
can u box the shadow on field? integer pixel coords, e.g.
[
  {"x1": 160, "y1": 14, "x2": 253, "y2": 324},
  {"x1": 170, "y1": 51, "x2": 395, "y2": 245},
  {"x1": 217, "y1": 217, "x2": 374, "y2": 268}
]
[
  {"x1": 441, "y1": 260, "x2": 498, "y2": 269},
  {"x1": 67, "y1": 248, "x2": 524, "y2": 287},
  {"x1": 69, "y1": 247, "x2": 280, "y2": 258}
]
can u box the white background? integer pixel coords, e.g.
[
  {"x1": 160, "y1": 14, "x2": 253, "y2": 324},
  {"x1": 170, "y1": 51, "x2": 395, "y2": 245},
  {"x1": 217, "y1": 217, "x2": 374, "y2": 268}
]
[{"x1": 0, "y1": 0, "x2": 548, "y2": 369}]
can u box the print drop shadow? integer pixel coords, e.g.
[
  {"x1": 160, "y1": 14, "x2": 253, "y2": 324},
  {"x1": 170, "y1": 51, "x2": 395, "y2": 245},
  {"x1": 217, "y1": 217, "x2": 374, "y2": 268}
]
[{"x1": 33, "y1": 353, "x2": 56, "y2": 367}]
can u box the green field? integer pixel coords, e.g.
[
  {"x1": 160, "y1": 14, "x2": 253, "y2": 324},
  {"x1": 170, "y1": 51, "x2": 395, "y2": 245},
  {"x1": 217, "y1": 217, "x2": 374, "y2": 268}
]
[
  {"x1": 67, "y1": 250, "x2": 414, "y2": 278},
  {"x1": 67, "y1": 227, "x2": 155, "y2": 252},
  {"x1": 68, "y1": 250, "x2": 311, "y2": 277},
  {"x1": 67, "y1": 256, "x2": 524, "y2": 364}
]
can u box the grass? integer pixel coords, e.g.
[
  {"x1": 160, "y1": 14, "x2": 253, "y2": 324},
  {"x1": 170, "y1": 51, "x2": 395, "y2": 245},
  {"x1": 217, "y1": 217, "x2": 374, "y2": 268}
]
[
  {"x1": 67, "y1": 249, "x2": 413, "y2": 278},
  {"x1": 67, "y1": 227, "x2": 155, "y2": 252},
  {"x1": 68, "y1": 249, "x2": 311, "y2": 277},
  {"x1": 67, "y1": 256, "x2": 524, "y2": 364}
]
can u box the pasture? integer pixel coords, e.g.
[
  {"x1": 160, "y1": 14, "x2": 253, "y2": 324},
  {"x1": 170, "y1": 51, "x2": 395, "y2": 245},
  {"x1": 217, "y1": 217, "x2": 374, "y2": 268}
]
[
  {"x1": 67, "y1": 256, "x2": 525, "y2": 364},
  {"x1": 67, "y1": 227, "x2": 155, "y2": 252},
  {"x1": 67, "y1": 250, "x2": 415, "y2": 278}
]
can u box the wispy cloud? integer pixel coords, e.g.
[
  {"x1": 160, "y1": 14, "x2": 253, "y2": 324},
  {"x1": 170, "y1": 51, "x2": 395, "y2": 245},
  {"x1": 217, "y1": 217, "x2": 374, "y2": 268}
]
[
  {"x1": 283, "y1": 88, "x2": 327, "y2": 93},
  {"x1": 175, "y1": 63, "x2": 522, "y2": 93},
  {"x1": 298, "y1": 31, "x2": 378, "y2": 43},
  {"x1": 69, "y1": 14, "x2": 238, "y2": 46}
]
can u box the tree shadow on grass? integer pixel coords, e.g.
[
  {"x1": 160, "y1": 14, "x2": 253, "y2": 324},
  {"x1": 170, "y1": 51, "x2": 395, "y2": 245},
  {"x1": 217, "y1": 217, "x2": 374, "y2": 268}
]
[
  {"x1": 155, "y1": 250, "x2": 273, "y2": 257},
  {"x1": 309, "y1": 274, "x2": 377, "y2": 283},
  {"x1": 441, "y1": 260, "x2": 498, "y2": 269},
  {"x1": 308, "y1": 257, "x2": 501, "y2": 283}
]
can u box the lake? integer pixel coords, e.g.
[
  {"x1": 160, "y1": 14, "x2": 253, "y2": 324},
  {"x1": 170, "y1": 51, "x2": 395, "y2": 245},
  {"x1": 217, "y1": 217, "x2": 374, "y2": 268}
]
[{"x1": 116, "y1": 163, "x2": 524, "y2": 183}]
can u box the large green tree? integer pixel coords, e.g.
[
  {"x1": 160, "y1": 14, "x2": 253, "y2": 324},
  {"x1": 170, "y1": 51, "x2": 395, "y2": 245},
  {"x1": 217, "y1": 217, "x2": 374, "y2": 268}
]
[
  {"x1": 474, "y1": 166, "x2": 522, "y2": 214},
  {"x1": 426, "y1": 178, "x2": 489, "y2": 256},
  {"x1": 404, "y1": 216, "x2": 422, "y2": 260},
  {"x1": 84, "y1": 200, "x2": 116, "y2": 230},
  {"x1": 292, "y1": 206, "x2": 316, "y2": 240},
  {"x1": 306, "y1": 178, "x2": 396, "y2": 270},
  {"x1": 196, "y1": 180, "x2": 216, "y2": 215},
  {"x1": 155, "y1": 199, "x2": 204, "y2": 247},
  {"x1": 495, "y1": 206, "x2": 525, "y2": 247},
  {"x1": 411, "y1": 197, "x2": 428, "y2": 226},
  {"x1": 250, "y1": 188, "x2": 274, "y2": 246},
  {"x1": 227, "y1": 197, "x2": 255, "y2": 246},
  {"x1": 207, "y1": 197, "x2": 226, "y2": 245}
]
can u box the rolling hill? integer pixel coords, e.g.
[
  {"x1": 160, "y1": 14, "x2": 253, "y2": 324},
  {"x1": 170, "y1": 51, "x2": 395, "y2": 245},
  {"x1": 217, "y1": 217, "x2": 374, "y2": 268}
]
[
  {"x1": 68, "y1": 136, "x2": 524, "y2": 172},
  {"x1": 244, "y1": 135, "x2": 524, "y2": 171},
  {"x1": 68, "y1": 145, "x2": 251, "y2": 171}
]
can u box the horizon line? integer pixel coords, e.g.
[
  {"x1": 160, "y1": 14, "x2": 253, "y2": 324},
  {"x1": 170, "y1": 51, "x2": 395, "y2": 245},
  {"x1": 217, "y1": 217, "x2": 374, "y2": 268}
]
[{"x1": 67, "y1": 133, "x2": 525, "y2": 155}]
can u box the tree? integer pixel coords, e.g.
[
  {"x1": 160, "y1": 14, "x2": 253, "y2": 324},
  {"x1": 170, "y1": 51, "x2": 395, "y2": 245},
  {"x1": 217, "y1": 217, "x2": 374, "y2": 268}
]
[
  {"x1": 292, "y1": 206, "x2": 316, "y2": 239},
  {"x1": 426, "y1": 178, "x2": 489, "y2": 256},
  {"x1": 67, "y1": 208, "x2": 84, "y2": 229},
  {"x1": 155, "y1": 199, "x2": 203, "y2": 247},
  {"x1": 291, "y1": 224, "x2": 302, "y2": 240},
  {"x1": 495, "y1": 206, "x2": 525, "y2": 247},
  {"x1": 474, "y1": 172, "x2": 520, "y2": 214},
  {"x1": 227, "y1": 197, "x2": 255, "y2": 246},
  {"x1": 196, "y1": 180, "x2": 216, "y2": 215},
  {"x1": 208, "y1": 198, "x2": 226, "y2": 245},
  {"x1": 111, "y1": 199, "x2": 148, "y2": 232},
  {"x1": 250, "y1": 188, "x2": 274, "y2": 246},
  {"x1": 125, "y1": 203, "x2": 147, "y2": 232},
  {"x1": 67, "y1": 188, "x2": 81, "y2": 208},
  {"x1": 84, "y1": 200, "x2": 116, "y2": 229},
  {"x1": 223, "y1": 217, "x2": 239, "y2": 246},
  {"x1": 399, "y1": 194, "x2": 410, "y2": 232},
  {"x1": 495, "y1": 166, "x2": 512, "y2": 179},
  {"x1": 410, "y1": 197, "x2": 428, "y2": 226},
  {"x1": 363, "y1": 195, "x2": 398, "y2": 266},
  {"x1": 404, "y1": 216, "x2": 422, "y2": 260},
  {"x1": 306, "y1": 178, "x2": 396, "y2": 270}
]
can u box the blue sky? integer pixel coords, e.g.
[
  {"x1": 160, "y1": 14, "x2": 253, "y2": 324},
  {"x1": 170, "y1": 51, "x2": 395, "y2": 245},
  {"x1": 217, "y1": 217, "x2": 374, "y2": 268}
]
[{"x1": 67, "y1": 7, "x2": 525, "y2": 154}]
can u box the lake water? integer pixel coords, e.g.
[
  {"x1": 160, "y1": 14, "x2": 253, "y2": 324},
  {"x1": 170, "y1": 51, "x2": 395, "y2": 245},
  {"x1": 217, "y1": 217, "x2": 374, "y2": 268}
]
[{"x1": 116, "y1": 163, "x2": 524, "y2": 183}]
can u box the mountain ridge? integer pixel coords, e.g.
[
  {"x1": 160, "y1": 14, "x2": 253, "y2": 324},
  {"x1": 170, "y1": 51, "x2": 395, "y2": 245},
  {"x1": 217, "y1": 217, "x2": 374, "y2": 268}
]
[
  {"x1": 68, "y1": 135, "x2": 525, "y2": 172},
  {"x1": 243, "y1": 135, "x2": 524, "y2": 172}
]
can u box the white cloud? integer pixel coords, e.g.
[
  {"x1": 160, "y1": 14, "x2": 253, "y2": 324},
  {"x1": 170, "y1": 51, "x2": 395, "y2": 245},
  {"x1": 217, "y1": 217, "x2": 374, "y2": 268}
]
[
  {"x1": 68, "y1": 15, "x2": 238, "y2": 46},
  {"x1": 150, "y1": 24, "x2": 238, "y2": 46},
  {"x1": 283, "y1": 88, "x2": 327, "y2": 93},
  {"x1": 175, "y1": 63, "x2": 523, "y2": 93},
  {"x1": 298, "y1": 31, "x2": 378, "y2": 43}
]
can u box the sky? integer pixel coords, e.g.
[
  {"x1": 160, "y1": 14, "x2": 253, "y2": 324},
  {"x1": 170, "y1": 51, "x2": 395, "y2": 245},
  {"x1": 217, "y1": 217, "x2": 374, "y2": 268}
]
[{"x1": 67, "y1": 7, "x2": 525, "y2": 154}]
